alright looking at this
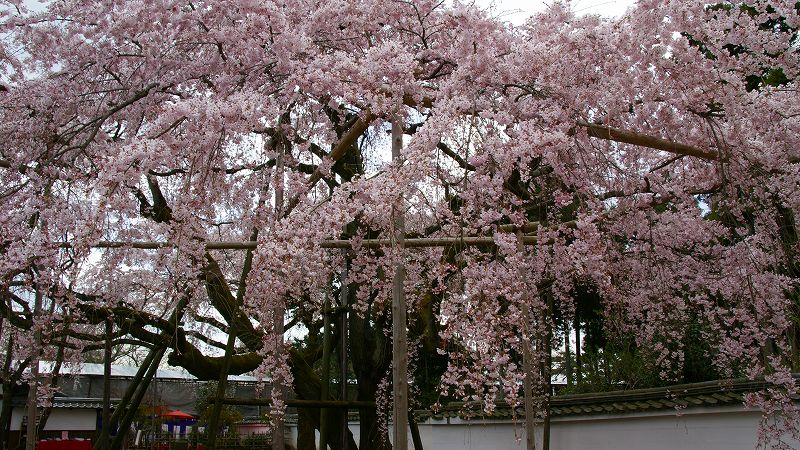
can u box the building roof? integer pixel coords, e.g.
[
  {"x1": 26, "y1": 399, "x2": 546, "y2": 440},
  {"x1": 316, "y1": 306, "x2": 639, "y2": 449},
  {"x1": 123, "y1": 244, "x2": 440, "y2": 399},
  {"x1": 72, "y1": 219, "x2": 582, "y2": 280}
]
[
  {"x1": 33, "y1": 361, "x2": 257, "y2": 382},
  {"x1": 52, "y1": 397, "x2": 122, "y2": 409},
  {"x1": 417, "y1": 377, "x2": 797, "y2": 421},
  {"x1": 9, "y1": 396, "x2": 122, "y2": 409}
]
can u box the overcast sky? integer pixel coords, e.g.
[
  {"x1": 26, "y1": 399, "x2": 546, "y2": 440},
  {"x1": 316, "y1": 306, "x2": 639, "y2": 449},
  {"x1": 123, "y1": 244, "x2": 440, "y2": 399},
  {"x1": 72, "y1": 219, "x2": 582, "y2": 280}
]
[
  {"x1": 16, "y1": 0, "x2": 639, "y2": 20},
  {"x1": 476, "y1": 0, "x2": 638, "y2": 23}
]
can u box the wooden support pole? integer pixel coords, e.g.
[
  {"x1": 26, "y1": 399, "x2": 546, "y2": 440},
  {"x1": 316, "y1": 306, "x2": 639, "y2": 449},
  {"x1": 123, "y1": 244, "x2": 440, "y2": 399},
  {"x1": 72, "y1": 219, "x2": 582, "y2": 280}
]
[
  {"x1": 208, "y1": 230, "x2": 258, "y2": 449},
  {"x1": 109, "y1": 346, "x2": 167, "y2": 449},
  {"x1": 273, "y1": 304, "x2": 286, "y2": 450},
  {"x1": 543, "y1": 292, "x2": 553, "y2": 450},
  {"x1": 98, "y1": 319, "x2": 113, "y2": 450},
  {"x1": 578, "y1": 121, "x2": 719, "y2": 161},
  {"x1": 80, "y1": 220, "x2": 562, "y2": 251},
  {"x1": 24, "y1": 289, "x2": 43, "y2": 450},
  {"x1": 207, "y1": 329, "x2": 237, "y2": 449},
  {"x1": 339, "y1": 262, "x2": 350, "y2": 450},
  {"x1": 319, "y1": 294, "x2": 333, "y2": 450},
  {"x1": 91, "y1": 340, "x2": 158, "y2": 450},
  {"x1": 564, "y1": 320, "x2": 573, "y2": 386},
  {"x1": 86, "y1": 234, "x2": 540, "y2": 250},
  {"x1": 574, "y1": 318, "x2": 582, "y2": 384},
  {"x1": 391, "y1": 117, "x2": 409, "y2": 450},
  {"x1": 0, "y1": 335, "x2": 16, "y2": 450},
  {"x1": 109, "y1": 299, "x2": 185, "y2": 450},
  {"x1": 273, "y1": 140, "x2": 287, "y2": 450},
  {"x1": 409, "y1": 410, "x2": 424, "y2": 450},
  {"x1": 517, "y1": 232, "x2": 537, "y2": 450}
]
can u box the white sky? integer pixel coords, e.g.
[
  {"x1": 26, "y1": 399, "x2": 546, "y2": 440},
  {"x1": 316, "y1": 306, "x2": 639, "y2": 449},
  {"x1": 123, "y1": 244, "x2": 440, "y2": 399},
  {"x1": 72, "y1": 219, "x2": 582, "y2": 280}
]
[
  {"x1": 477, "y1": 0, "x2": 639, "y2": 23},
  {"x1": 16, "y1": 0, "x2": 639, "y2": 20}
]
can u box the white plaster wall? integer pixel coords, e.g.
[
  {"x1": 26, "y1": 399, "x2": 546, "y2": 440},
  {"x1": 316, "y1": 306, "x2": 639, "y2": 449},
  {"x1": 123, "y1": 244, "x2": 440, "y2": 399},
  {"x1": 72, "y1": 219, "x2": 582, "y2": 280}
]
[
  {"x1": 288, "y1": 406, "x2": 799, "y2": 450},
  {"x1": 10, "y1": 407, "x2": 98, "y2": 431},
  {"x1": 548, "y1": 409, "x2": 761, "y2": 450}
]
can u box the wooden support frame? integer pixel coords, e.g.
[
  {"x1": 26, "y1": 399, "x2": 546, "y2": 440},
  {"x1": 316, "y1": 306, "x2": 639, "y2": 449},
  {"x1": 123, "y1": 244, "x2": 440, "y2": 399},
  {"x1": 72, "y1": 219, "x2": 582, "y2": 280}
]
[
  {"x1": 109, "y1": 346, "x2": 168, "y2": 449},
  {"x1": 207, "y1": 328, "x2": 237, "y2": 449},
  {"x1": 517, "y1": 232, "x2": 537, "y2": 450},
  {"x1": 97, "y1": 319, "x2": 113, "y2": 450},
  {"x1": 338, "y1": 262, "x2": 350, "y2": 450},
  {"x1": 391, "y1": 117, "x2": 409, "y2": 450},
  {"x1": 83, "y1": 233, "x2": 540, "y2": 251},
  {"x1": 221, "y1": 398, "x2": 376, "y2": 408},
  {"x1": 24, "y1": 290, "x2": 43, "y2": 450}
]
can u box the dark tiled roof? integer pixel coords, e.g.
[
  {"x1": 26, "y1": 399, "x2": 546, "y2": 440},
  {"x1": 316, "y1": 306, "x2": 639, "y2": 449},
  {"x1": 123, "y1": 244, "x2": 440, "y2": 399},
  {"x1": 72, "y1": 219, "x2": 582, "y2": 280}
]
[
  {"x1": 12, "y1": 397, "x2": 121, "y2": 409},
  {"x1": 416, "y1": 377, "x2": 797, "y2": 421}
]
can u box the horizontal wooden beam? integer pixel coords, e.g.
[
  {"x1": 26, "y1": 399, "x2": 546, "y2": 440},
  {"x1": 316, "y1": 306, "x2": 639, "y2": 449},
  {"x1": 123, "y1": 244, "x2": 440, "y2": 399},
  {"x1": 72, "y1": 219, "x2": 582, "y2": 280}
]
[
  {"x1": 221, "y1": 397, "x2": 375, "y2": 409},
  {"x1": 319, "y1": 235, "x2": 537, "y2": 248},
  {"x1": 81, "y1": 234, "x2": 541, "y2": 251},
  {"x1": 578, "y1": 121, "x2": 719, "y2": 161}
]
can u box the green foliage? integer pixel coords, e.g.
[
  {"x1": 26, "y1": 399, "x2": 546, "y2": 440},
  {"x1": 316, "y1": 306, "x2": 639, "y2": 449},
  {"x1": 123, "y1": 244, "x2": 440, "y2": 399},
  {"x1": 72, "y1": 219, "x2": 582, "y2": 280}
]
[
  {"x1": 553, "y1": 284, "x2": 722, "y2": 394},
  {"x1": 554, "y1": 339, "x2": 663, "y2": 394},
  {"x1": 684, "y1": 2, "x2": 799, "y2": 92},
  {"x1": 195, "y1": 381, "x2": 243, "y2": 427}
]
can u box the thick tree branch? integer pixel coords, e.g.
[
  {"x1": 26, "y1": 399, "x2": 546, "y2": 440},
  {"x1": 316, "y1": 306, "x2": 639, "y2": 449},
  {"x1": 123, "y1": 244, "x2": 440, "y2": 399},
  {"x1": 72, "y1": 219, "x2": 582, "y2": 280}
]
[
  {"x1": 437, "y1": 142, "x2": 475, "y2": 171},
  {"x1": 286, "y1": 113, "x2": 376, "y2": 214}
]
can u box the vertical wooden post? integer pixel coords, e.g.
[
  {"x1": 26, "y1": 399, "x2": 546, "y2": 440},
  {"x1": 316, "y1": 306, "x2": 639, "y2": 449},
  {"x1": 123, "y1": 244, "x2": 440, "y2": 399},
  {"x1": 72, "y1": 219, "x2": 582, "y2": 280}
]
[
  {"x1": 95, "y1": 345, "x2": 154, "y2": 450},
  {"x1": 574, "y1": 318, "x2": 582, "y2": 384},
  {"x1": 209, "y1": 229, "x2": 258, "y2": 449},
  {"x1": 109, "y1": 346, "x2": 168, "y2": 449},
  {"x1": 319, "y1": 294, "x2": 332, "y2": 450},
  {"x1": 408, "y1": 410, "x2": 424, "y2": 450},
  {"x1": 98, "y1": 318, "x2": 113, "y2": 450},
  {"x1": 207, "y1": 329, "x2": 237, "y2": 449},
  {"x1": 273, "y1": 136, "x2": 286, "y2": 450},
  {"x1": 24, "y1": 289, "x2": 43, "y2": 450},
  {"x1": 517, "y1": 232, "x2": 536, "y2": 450},
  {"x1": 272, "y1": 304, "x2": 286, "y2": 450},
  {"x1": 563, "y1": 320, "x2": 573, "y2": 386},
  {"x1": 110, "y1": 299, "x2": 186, "y2": 450},
  {"x1": 542, "y1": 292, "x2": 553, "y2": 450},
  {"x1": 339, "y1": 261, "x2": 349, "y2": 450},
  {"x1": 391, "y1": 117, "x2": 408, "y2": 450},
  {"x1": 0, "y1": 335, "x2": 16, "y2": 450}
]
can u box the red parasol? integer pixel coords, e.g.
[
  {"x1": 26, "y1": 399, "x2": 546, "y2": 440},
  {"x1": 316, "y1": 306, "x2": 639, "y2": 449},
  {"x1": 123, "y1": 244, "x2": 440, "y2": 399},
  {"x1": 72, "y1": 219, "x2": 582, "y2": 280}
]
[{"x1": 161, "y1": 410, "x2": 196, "y2": 420}]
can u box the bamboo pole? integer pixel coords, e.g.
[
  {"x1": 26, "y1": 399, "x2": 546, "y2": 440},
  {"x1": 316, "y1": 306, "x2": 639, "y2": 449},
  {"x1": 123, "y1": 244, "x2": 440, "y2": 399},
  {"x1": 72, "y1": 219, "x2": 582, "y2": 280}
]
[
  {"x1": 391, "y1": 117, "x2": 409, "y2": 450},
  {"x1": 517, "y1": 232, "x2": 536, "y2": 450},
  {"x1": 273, "y1": 306, "x2": 286, "y2": 450},
  {"x1": 321, "y1": 235, "x2": 537, "y2": 249}
]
